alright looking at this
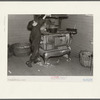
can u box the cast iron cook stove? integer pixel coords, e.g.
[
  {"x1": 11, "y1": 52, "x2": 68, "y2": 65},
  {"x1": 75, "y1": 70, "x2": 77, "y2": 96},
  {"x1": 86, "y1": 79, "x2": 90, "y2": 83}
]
[
  {"x1": 39, "y1": 29, "x2": 77, "y2": 64},
  {"x1": 39, "y1": 14, "x2": 77, "y2": 64}
]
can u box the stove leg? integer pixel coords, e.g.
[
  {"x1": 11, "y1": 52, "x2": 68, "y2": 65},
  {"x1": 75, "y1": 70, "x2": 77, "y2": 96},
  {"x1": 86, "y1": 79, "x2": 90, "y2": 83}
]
[
  {"x1": 65, "y1": 51, "x2": 71, "y2": 62},
  {"x1": 43, "y1": 53, "x2": 48, "y2": 64},
  {"x1": 68, "y1": 51, "x2": 71, "y2": 60}
]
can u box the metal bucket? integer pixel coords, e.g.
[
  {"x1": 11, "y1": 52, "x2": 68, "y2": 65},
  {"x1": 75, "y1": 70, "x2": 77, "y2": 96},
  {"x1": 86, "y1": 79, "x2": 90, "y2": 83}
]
[
  {"x1": 13, "y1": 43, "x2": 31, "y2": 57},
  {"x1": 79, "y1": 50, "x2": 93, "y2": 68}
]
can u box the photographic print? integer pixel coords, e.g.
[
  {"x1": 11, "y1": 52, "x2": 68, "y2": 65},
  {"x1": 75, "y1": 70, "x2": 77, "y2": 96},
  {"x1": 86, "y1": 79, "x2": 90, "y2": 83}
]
[{"x1": 8, "y1": 14, "x2": 93, "y2": 77}]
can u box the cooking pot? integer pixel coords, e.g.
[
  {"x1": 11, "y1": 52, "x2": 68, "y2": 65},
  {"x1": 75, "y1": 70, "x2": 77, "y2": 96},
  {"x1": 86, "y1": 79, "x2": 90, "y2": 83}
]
[{"x1": 47, "y1": 27, "x2": 58, "y2": 33}]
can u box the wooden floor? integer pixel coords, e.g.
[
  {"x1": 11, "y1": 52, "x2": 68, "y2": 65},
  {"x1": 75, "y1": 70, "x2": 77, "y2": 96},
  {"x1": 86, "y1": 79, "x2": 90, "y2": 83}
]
[{"x1": 8, "y1": 55, "x2": 93, "y2": 76}]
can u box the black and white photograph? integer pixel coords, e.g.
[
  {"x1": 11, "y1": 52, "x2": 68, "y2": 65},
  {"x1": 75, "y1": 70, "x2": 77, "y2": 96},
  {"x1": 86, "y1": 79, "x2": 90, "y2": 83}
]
[{"x1": 8, "y1": 14, "x2": 93, "y2": 76}]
